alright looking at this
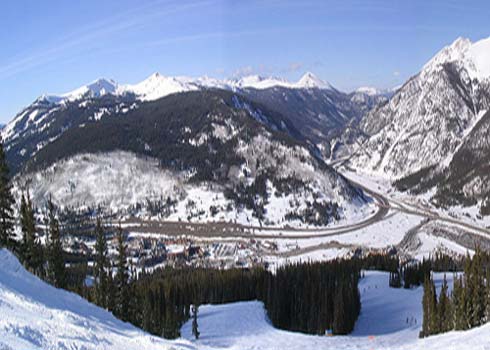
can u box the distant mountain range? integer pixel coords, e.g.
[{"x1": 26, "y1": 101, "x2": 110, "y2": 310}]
[{"x1": 3, "y1": 72, "x2": 388, "y2": 172}]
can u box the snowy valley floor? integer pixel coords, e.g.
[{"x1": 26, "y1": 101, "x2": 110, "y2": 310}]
[{"x1": 2, "y1": 249, "x2": 490, "y2": 350}]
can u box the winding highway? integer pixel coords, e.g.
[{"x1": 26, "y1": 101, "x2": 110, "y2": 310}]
[{"x1": 122, "y1": 169, "x2": 490, "y2": 260}]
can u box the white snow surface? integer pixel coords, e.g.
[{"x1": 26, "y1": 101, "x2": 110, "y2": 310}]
[
  {"x1": 0, "y1": 248, "x2": 190, "y2": 350},
  {"x1": 16, "y1": 151, "x2": 181, "y2": 213}
]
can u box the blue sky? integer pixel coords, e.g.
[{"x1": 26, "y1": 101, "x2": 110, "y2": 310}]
[{"x1": 1, "y1": 0, "x2": 489, "y2": 123}]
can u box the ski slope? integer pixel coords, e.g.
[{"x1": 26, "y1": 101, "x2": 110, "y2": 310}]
[
  {"x1": 0, "y1": 249, "x2": 190, "y2": 350},
  {"x1": 2, "y1": 248, "x2": 490, "y2": 350},
  {"x1": 182, "y1": 271, "x2": 490, "y2": 350}
]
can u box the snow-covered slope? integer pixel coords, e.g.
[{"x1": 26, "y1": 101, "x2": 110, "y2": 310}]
[
  {"x1": 16, "y1": 146, "x2": 372, "y2": 228},
  {"x1": 0, "y1": 248, "x2": 190, "y2": 350},
  {"x1": 348, "y1": 36, "x2": 490, "y2": 180},
  {"x1": 17, "y1": 151, "x2": 180, "y2": 213},
  {"x1": 181, "y1": 271, "x2": 490, "y2": 350}
]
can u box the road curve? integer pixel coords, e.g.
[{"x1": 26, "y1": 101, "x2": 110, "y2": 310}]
[{"x1": 122, "y1": 177, "x2": 392, "y2": 240}]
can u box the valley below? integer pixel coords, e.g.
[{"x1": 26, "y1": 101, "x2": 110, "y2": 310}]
[{"x1": 106, "y1": 165, "x2": 489, "y2": 273}]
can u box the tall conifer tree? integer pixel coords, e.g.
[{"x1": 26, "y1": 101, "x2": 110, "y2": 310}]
[
  {"x1": 115, "y1": 225, "x2": 129, "y2": 321},
  {"x1": 192, "y1": 304, "x2": 200, "y2": 340},
  {"x1": 0, "y1": 141, "x2": 15, "y2": 247},
  {"x1": 438, "y1": 274, "x2": 452, "y2": 332},
  {"x1": 94, "y1": 218, "x2": 109, "y2": 308},
  {"x1": 46, "y1": 198, "x2": 65, "y2": 288}
]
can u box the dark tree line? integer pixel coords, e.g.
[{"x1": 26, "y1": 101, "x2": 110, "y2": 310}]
[
  {"x1": 265, "y1": 260, "x2": 361, "y2": 335},
  {"x1": 127, "y1": 267, "x2": 268, "y2": 338},
  {"x1": 389, "y1": 252, "x2": 464, "y2": 290},
  {"x1": 121, "y1": 258, "x2": 362, "y2": 339},
  {"x1": 421, "y1": 248, "x2": 490, "y2": 337}
]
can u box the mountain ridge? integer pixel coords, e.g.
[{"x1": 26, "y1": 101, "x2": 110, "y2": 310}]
[
  {"x1": 341, "y1": 35, "x2": 490, "y2": 216},
  {"x1": 33, "y1": 72, "x2": 336, "y2": 108}
]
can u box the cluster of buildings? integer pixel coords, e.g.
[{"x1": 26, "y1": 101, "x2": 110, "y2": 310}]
[{"x1": 65, "y1": 231, "x2": 276, "y2": 271}]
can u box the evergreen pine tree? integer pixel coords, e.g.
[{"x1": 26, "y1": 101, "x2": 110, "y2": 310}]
[
  {"x1": 115, "y1": 225, "x2": 129, "y2": 321},
  {"x1": 332, "y1": 284, "x2": 346, "y2": 334},
  {"x1": 452, "y1": 274, "x2": 462, "y2": 330},
  {"x1": 421, "y1": 275, "x2": 439, "y2": 337},
  {"x1": 26, "y1": 193, "x2": 44, "y2": 277},
  {"x1": 107, "y1": 264, "x2": 116, "y2": 312},
  {"x1": 0, "y1": 141, "x2": 15, "y2": 247},
  {"x1": 485, "y1": 268, "x2": 490, "y2": 322},
  {"x1": 46, "y1": 198, "x2": 65, "y2": 288},
  {"x1": 469, "y1": 247, "x2": 485, "y2": 327},
  {"x1": 192, "y1": 304, "x2": 200, "y2": 340},
  {"x1": 438, "y1": 274, "x2": 452, "y2": 332},
  {"x1": 19, "y1": 190, "x2": 39, "y2": 273},
  {"x1": 421, "y1": 276, "x2": 431, "y2": 337},
  {"x1": 428, "y1": 276, "x2": 439, "y2": 335},
  {"x1": 20, "y1": 193, "x2": 28, "y2": 251},
  {"x1": 94, "y1": 218, "x2": 109, "y2": 308}
]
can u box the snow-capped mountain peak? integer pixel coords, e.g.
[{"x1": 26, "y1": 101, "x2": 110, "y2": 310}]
[
  {"x1": 297, "y1": 72, "x2": 331, "y2": 89},
  {"x1": 63, "y1": 77, "x2": 118, "y2": 100},
  {"x1": 423, "y1": 36, "x2": 490, "y2": 80},
  {"x1": 83, "y1": 78, "x2": 118, "y2": 95},
  {"x1": 230, "y1": 72, "x2": 332, "y2": 90},
  {"x1": 423, "y1": 37, "x2": 471, "y2": 72},
  {"x1": 30, "y1": 71, "x2": 336, "y2": 109},
  {"x1": 41, "y1": 78, "x2": 119, "y2": 104},
  {"x1": 118, "y1": 73, "x2": 200, "y2": 101},
  {"x1": 348, "y1": 35, "x2": 490, "y2": 185}
]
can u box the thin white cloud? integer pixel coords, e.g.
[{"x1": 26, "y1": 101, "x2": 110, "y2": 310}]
[
  {"x1": 233, "y1": 66, "x2": 255, "y2": 77},
  {"x1": 285, "y1": 62, "x2": 303, "y2": 73}
]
